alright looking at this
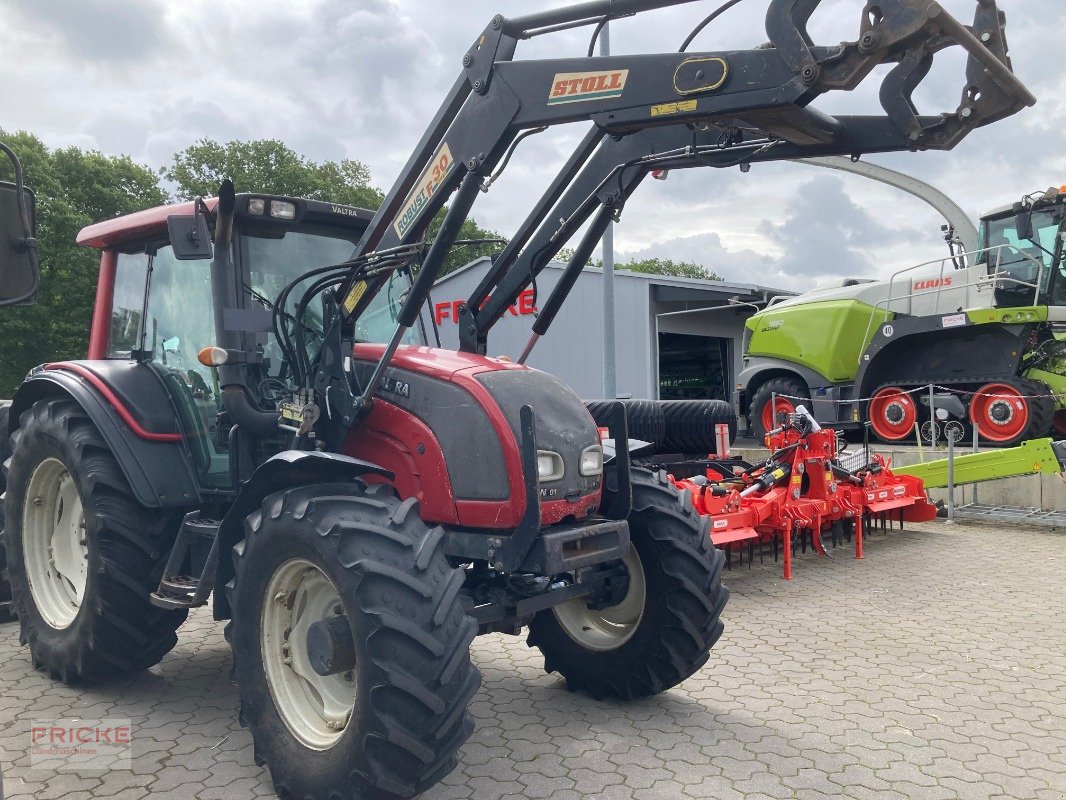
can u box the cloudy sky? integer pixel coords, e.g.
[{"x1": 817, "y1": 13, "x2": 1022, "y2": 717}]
[{"x1": 1, "y1": 0, "x2": 1062, "y2": 290}]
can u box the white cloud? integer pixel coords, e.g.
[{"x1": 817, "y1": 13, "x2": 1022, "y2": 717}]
[{"x1": 0, "y1": 0, "x2": 1057, "y2": 293}]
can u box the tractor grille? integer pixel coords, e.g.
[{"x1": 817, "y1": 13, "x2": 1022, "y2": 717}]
[{"x1": 476, "y1": 368, "x2": 601, "y2": 503}]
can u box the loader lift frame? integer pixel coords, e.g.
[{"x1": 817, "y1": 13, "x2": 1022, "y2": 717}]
[{"x1": 313, "y1": 0, "x2": 1032, "y2": 391}]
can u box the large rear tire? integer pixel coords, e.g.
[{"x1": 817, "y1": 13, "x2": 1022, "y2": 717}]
[
  {"x1": 749, "y1": 377, "x2": 809, "y2": 439},
  {"x1": 3, "y1": 398, "x2": 187, "y2": 682},
  {"x1": 227, "y1": 481, "x2": 481, "y2": 800},
  {"x1": 0, "y1": 402, "x2": 11, "y2": 620},
  {"x1": 526, "y1": 468, "x2": 728, "y2": 700}
]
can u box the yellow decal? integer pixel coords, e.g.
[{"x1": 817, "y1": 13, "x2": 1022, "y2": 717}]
[
  {"x1": 548, "y1": 69, "x2": 629, "y2": 106},
  {"x1": 394, "y1": 142, "x2": 455, "y2": 239},
  {"x1": 279, "y1": 402, "x2": 303, "y2": 422},
  {"x1": 343, "y1": 280, "x2": 368, "y2": 315},
  {"x1": 651, "y1": 99, "x2": 698, "y2": 117}
]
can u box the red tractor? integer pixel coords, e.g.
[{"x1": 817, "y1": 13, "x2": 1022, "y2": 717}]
[{"x1": 0, "y1": 1, "x2": 1032, "y2": 798}]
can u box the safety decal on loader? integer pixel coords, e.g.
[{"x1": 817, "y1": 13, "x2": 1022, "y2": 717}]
[
  {"x1": 548, "y1": 70, "x2": 629, "y2": 105},
  {"x1": 395, "y1": 142, "x2": 455, "y2": 239}
]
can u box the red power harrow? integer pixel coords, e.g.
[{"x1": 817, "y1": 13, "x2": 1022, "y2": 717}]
[{"x1": 667, "y1": 408, "x2": 937, "y2": 580}]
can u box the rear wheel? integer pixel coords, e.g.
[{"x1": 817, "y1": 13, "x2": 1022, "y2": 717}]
[
  {"x1": 868, "y1": 386, "x2": 918, "y2": 443},
  {"x1": 969, "y1": 379, "x2": 1053, "y2": 446},
  {"x1": 228, "y1": 481, "x2": 481, "y2": 800},
  {"x1": 4, "y1": 398, "x2": 187, "y2": 682},
  {"x1": 527, "y1": 468, "x2": 728, "y2": 699},
  {"x1": 0, "y1": 402, "x2": 12, "y2": 620},
  {"x1": 749, "y1": 377, "x2": 808, "y2": 439}
]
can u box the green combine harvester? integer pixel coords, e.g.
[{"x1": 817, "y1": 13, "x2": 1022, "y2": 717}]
[{"x1": 739, "y1": 186, "x2": 1066, "y2": 446}]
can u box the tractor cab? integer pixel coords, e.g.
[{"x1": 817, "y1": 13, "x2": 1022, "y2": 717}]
[
  {"x1": 75, "y1": 193, "x2": 413, "y2": 491},
  {"x1": 978, "y1": 187, "x2": 1066, "y2": 309}
]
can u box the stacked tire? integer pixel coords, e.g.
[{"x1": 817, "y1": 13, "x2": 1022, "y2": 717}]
[
  {"x1": 660, "y1": 400, "x2": 736, "y2": 454},
  {"x1": 585, "y1": 399, "x2": 666, "y2": 450}
]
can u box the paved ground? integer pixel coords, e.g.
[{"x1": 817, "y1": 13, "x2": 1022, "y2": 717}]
[{"x1": 1, "y1": 519, "x2": 1064, "y2": 800}]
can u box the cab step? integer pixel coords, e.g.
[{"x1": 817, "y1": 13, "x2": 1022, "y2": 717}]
[{"x1": 150, "y1": 512, "x2": 220, "y2": 610}]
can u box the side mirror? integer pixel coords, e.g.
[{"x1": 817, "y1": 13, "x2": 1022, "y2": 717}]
[
  {"x1": 0, "y1": 181, "x2": 39, "y2": 306},
  {"x1": 167, "y1": 197, "x2": 213, "y2": 260},
  {"x1": 1013, "y1": 201, "x2": 1035, "y2": 243}
]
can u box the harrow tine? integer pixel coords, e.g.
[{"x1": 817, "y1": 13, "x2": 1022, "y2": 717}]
[{"x1": 748, "y1": 539, "x2": 755, "y2": 570}]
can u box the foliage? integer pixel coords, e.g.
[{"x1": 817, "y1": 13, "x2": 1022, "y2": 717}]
[
  {"x1": 620, "y1": 257, "x2": 723, "y2": 281},
  {"x1": 556, "y1": 248, "x2": 722, "y2": 281},
  {"x1": 165, "y1": 138, "x2": 384, "y2": 210},
  {"x1": 0, "y1": 130, "x2": 167, "y2": 397},
  {"x1": 167, "y1": 138, "x2": 502, "y2": 275}
]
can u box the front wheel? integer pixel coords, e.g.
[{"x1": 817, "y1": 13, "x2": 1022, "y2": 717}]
[
  {"x1": 749, "y1": 377, "x2": 808, "y2": 439},
  {"x1": 227, "y1": 482, "x2": 481, "y2": 800},
  {"x1": 527, "y1": 468, "x2": 729, "y2": 699}
]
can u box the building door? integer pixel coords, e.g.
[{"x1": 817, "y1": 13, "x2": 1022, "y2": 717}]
[{"x1": 657, "y1": 332, "x2": 729, "y2": 400}]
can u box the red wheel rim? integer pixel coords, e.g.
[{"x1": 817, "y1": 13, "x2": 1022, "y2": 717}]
[
  {"x1": 868, "y1": 387, "x2": 916, "y2": 441},
  {"x1": 761, "y1": 395, "x2": 795, "y2": 432},
  {"x1": 1054, "y1": 410, "x2": 1066, "y2": 436},
  {"x1": 969, "y1": 383, "x2": 1029, "y2": 442}
]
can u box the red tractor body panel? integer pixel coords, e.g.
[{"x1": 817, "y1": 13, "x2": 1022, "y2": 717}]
[{"x1": 348, "y1": 343, "x2": 602, "y2": 530}]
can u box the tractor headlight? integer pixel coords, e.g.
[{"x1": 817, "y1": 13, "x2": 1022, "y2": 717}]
[
  {"x1": 247, "y1": 198, "x2": 267, "y2": 215},
  {"x1": 270, "y1": 200, "x2": 297, "y2": 220},
  {"x1": 579, "y1": 444, "x2": 604, "y2": 476},
  {"x1": 537, "y1": 451, "x2": 564, "y2": 482}
]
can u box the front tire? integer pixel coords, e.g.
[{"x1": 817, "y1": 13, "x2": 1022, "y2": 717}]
[
  {"x1": 227, "y1": 481, "x2": 481, "y2": 800},
  {"x1": 3, "y1": 398, "x2": 187, "y2": 682},
  {"x1": 527, "y1": 468, "x2": 728, "y2": 699},
  {"x1": 749, "y1": 377, "x2": 808, "y2": 439}
]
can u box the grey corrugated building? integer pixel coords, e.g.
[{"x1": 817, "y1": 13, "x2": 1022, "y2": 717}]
[{"x1": 430, "y1": 257, "x2": 791, "y2": 401}]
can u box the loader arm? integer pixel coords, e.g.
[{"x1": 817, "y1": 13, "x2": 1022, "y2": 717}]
[{"x1": 302, "y1": 0, "x2": 1031, "y2": 428}]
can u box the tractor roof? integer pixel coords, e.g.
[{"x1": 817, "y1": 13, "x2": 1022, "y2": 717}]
[{"x1": 77, "y1": 194, "x2": 374, "y2": 249}]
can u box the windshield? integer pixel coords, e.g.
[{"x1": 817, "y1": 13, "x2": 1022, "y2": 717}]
[
  {"x1": 240, "y1": 225, "x2": 422, "y2": 379},
  {"x1": 979, "y1": 205, "x2": 1065, "y2": 303}
]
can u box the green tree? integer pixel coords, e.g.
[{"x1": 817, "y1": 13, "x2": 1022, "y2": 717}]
[
  {"x1": 165, "y1": 138, "x2": 384, "y2": 209},
  {"x1": 167, "y1": 138, "x2": 503, "y2": 275},
  {"x1": 0, "y1": 130, "x2": 167, "y2": 397},
  {"x1": 619, "y1": 257, "x2": 722, "y2": 280}
]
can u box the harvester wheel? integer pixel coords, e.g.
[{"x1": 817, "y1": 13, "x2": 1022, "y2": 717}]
[
  {"x1": 969, "y1": 378, "x2": 1053, "y2": 446},
  {"x1": 868, "y1": 386, "x2": 918, "y2": 443},
  {"x1": 749, "y1": 377, "x2": 808, "y2": 439},
  {"x1": 227, "y1": 481, "x2": 480, "y2": 800},
  {"x1": 3, "y1": 398, "x2": 187, "y2": 682},
  {"x1": 527, "y1": 468, "x2": 728, "y2": 700}
]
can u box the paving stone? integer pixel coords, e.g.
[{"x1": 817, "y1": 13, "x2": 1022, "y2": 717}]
[{"x1": 0, "y1": 520, "x2": 1062, "y2": 799}]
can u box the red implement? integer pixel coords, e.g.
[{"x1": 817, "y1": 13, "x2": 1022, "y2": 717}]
[{"x1": 670, "y1": 412, "x2": 937, "y2": 580}]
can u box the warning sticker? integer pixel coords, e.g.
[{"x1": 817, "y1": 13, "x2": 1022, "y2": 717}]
[
  {"x1": 651, "y1": 99, "x2": 698, "y2": 117},
  {"x1": 942, "y1": 313, "x2": 967, "y2": 328},
  {"x1": 343, "y1": 280, "x2": 368, "y2": 315}
]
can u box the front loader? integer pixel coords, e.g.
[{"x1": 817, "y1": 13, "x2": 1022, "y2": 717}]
[{"x1": 0, "y1": 2, "x2": 1033, "y2": 798}]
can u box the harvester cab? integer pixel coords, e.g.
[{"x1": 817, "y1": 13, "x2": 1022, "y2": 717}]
[{"x1": 0, "y1": 1, "x2": 1036, "y2": 798}]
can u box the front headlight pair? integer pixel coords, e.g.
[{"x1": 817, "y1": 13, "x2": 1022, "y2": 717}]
[{"x1": 536, "y1": 445, "x2": 603, "y2": 481}]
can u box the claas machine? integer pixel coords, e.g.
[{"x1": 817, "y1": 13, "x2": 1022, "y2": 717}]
[
  {"x1": 740, "y1": 186, "x2": 1066, "y2": 446},
  {"x1": 0, "y1": 2, "x2": 1033, "y2": 798}
]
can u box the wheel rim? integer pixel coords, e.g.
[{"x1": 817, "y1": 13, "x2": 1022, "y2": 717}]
[
  {"x1": 761, "y1": 396, "x2": 795, "y2": 433},
  {"x1": 553, "y1": 549, "x2": 646, "y2": 651},
  {"x1": 868, "y1": 387, "x2": 916, "y2": 441},
  {"x1": 22, "y1": 457, "x2": 88, "y2": 629},
  {"x1": 262, "y1": 559, "x2": 355, "y2": 751},
  {"x1": 969, "y1": 383, "x2": 1028, "y2": 442}
]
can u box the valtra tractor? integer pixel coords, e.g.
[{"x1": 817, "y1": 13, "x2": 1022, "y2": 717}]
[
  {"x1": 740, "y1": 187, "x2": 1066, "y2": 446},
  {"x1": 0, "y1": 1, "x2": 1033, "y2": 798}
]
